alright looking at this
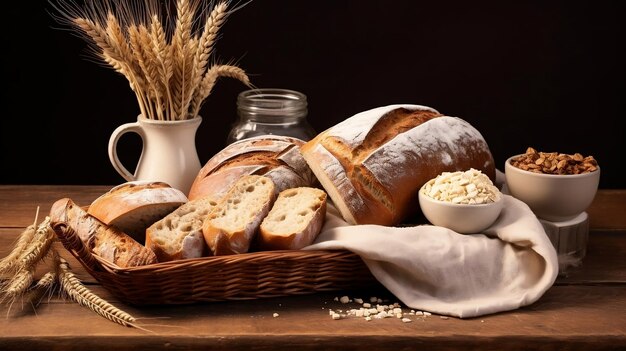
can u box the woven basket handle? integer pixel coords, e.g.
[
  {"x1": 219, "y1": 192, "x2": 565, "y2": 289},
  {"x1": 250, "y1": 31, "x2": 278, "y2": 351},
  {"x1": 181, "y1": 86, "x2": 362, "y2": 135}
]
[{"x1": 51, "y1": 221, "x2": 104, "y2": 273}]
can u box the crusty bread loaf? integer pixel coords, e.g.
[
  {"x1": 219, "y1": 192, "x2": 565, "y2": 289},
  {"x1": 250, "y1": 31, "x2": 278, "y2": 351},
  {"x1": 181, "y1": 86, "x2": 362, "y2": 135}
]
[
  {"x1": 202, "y1": 175, "x2": 276, "y2": 255},
  {"x1": 49, "y1": 198, "x2": 157, "y2": 267},
  {"x1": 257, "y1": 187, "x2": 327, "y2": 250},
  {"x1": 300, "y1": 104, "x2": 496, "y2": 226},
  {"x1": 188, "y1": 135, "x2": 316, "y2": 201},
  {"x1": 145, "y1": 195, "x2": 218, "y2": 262},
  {"x1": 87, "y1": 181, "x2": 188, "y2": 242}
]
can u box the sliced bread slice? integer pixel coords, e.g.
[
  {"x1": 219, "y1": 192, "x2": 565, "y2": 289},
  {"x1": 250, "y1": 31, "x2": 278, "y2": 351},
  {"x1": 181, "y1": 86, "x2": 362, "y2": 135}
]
[
  {"x1": 258, "y1": 187, "x2": 327, "y2": 250},
  {"x1": 145, "y1": 195, "x2": 219, "y2": 262},
  {"x1": 202, "y1": 175, "x2": 276, "y2": 255}
]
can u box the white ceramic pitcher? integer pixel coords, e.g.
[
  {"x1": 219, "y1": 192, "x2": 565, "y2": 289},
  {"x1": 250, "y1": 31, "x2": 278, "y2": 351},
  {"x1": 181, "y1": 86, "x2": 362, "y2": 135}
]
[{"x1": 108, "y1": 116, "x2": 202, "y2": 195}]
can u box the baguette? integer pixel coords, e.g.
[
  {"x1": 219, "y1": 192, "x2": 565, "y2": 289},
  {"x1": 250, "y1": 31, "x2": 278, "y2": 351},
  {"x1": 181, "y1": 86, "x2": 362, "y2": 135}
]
[
  {"x1": 202, "y1": 175, "x2": 276, "y2": 255},
  {"x1": 145, "y1": 195, "x2": 219, "y2": 262},
  {"x1": 49, "y1": 198, "x2": 157, "y2": 267},
  {"x1": 257, "y1": 187, "x2": 327, "y2": 250},
  {"x1": 300, "y1": 104, "x2": 496, "y2": 226},
  {"x1": 87, "y1": 181, "x2": 188, "y2": 242}
]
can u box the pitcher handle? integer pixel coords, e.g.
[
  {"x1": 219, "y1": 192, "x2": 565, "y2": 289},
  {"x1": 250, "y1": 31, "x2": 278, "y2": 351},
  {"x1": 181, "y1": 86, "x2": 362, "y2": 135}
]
[{"x1": 108, "y1": 122, "x2": 144, "y2": 182}]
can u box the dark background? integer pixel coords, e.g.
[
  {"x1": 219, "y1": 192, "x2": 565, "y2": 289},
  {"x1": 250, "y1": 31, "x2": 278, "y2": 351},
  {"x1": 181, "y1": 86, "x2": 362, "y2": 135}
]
[{"x1": 1, "y1": 1, "x2": 624, "y2": 188}]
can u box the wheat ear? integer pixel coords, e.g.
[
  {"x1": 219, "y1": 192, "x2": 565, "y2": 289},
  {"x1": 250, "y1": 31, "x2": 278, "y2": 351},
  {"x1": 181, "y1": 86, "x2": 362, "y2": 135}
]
[
  {"x1": 180, "y1": 36, "x2": 200, "y2": 118},
  {"x1": 191, "y1": 64, "x2": 251, "y2": 116},
  {"x1": 189, "y1": 2, "x2": 229, "y2": 111},
  {"x1": 129, "y1": 24, "x2": 164, "y2": 120},
  {"x1": 18, "y1": 216, "x2": 54, "y2": 271},
  {"x1": 150, "y1": 14, "x2": 175, "y2": 120},
  {"x1": 170, "y1": 0, "x2": 194, "y2": 120},
  {"x1": 23, "y1": 271, "x2": 57, "y2": 307},
  {"x1": 55, "y1": 254, "x2": 145, "y2": 329},
  {"x1": 1, "y1": 268, "x2": 34, "y2": 302},
  {"x1": 1, "y1": 215, "x2": 55, "y2": 302},
  {"x1": 0, "y1": 217, "x2": 37, "y2": 275},
  {"x1": 140, "y1": 25, "x2": 167, "y2": 120},
  {"x1": 75, "y1": 17, "x2": 150, "y2": 119},
  {"x1": 0, "y1": 207, "x2": 44, "y2": 277},
  {"x1": 104, "y1": 12, "x2": 138, "y2": 76}
]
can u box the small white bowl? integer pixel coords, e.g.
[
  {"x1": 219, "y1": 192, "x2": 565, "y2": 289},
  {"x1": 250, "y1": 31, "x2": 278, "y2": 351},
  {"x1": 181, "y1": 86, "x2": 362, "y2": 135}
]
[
  {"x1": 504, "y1": 155, "x2": 600, "y2": 222},
  {"x1": 418, "y1": 190, "x2": 504, "y2": 234}
]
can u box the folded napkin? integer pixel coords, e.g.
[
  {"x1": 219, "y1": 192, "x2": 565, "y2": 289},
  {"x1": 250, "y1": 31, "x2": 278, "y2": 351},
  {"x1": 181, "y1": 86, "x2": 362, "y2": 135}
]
[{"x1": 304, "y1": 194, "x2": 559, "y2": 318}]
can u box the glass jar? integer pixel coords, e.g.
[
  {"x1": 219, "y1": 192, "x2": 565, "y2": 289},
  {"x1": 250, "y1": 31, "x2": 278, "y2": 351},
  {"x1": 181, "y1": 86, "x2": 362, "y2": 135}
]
[{"x1": 226, "y1": 88, "x2": 316, "y2": 144}]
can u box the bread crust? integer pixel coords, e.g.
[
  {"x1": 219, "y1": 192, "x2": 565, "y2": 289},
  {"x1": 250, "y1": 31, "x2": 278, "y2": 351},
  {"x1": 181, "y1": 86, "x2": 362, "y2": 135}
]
[
  {"x1": 300, "y1": 104, "x2": 496, "y2": 226},
  {"x1": 87, "y1": 181, "x2": 188, "y2": 242},
  {"x1": 50, "y1": 198, "x2": 157, "y2": 267},
  {"x1": 188, "y1": 135, "x2": 315, "y2": 201}
]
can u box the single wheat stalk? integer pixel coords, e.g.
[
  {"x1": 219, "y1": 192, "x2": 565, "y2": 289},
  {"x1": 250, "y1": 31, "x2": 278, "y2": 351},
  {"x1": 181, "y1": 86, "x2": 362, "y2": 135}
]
[
  {"x1": 150, "y1": 14, "x2": 175, "y2": 120},
  {"x1": 105, "y1": 12, "x2": 139, "y2": 78},
  {"x1": 192, "y1": 64, "x2": 251, "y2": 116},
  {"x1": 129, "y1": 24, "x2": 162, "y2": 120},
  {"x1": 74, "y1": 18, "x2": 126, "y2": 70},
  {"x1": 187, "y1": 2, "x2": 229, "y2": 116},
  {"x1": 0, "y1": 220, "x2": 37, "y2": 274},
  {"x1": 55, "y1": 254, "x2": 144, "y2": 330},
  {"x1": 23, "y1": 271, "x2": 57, "y2": 307},
  {"x1": 18, "y1": 216, "x2": 54, "y2": 270},
  {"x1": 192, "y1": 2, "x2": 228, "y2": 86},
  {"x1": 172, "y1": 0, "x2": 194, "y2": 120},
  {"x1": 1, "y1": 267, "x2": 34, "y2": 301},
  {"x1": 0, "y1": 207, "x2": 42, "y2": 274},
  {"x1": 139, "y1": 24, "x2": 166, "y2": 121},
  {"x1": 180, "y1": 36, "x2": 200, "y2": 118}
]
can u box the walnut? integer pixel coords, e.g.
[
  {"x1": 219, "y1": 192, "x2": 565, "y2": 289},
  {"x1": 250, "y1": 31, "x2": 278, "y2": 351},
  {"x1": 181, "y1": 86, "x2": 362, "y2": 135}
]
[{"x1": 510, "y1": 148, "x2": 598, "y2": 175}]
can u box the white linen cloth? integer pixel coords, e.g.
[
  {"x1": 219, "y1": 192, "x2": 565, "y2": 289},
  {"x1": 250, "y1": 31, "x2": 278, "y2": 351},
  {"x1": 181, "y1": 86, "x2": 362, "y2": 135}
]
[{"x1": 304, "y1": 193, "x2": 559, "y2": 318}]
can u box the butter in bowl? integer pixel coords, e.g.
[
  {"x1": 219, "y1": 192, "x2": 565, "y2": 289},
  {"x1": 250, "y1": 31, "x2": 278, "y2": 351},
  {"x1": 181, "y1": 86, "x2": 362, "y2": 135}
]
[{"x1": 418, "y1": 169, "x2": 503, "y2": 234}]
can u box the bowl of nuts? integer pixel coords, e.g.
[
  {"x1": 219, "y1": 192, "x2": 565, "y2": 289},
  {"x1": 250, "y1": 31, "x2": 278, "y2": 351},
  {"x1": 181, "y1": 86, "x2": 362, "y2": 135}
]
[
  {"x1": 418, "y1": 168, "x2": 504, "y2": 234},
  {"x1": 505, "y1": 147, "x2": 600, "y2": 222}
]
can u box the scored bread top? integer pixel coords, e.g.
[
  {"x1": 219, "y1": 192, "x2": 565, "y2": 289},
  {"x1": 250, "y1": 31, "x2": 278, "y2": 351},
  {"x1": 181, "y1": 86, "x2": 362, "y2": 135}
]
[
  {"x1": 188, "y1": 135, "x2": 315, "y2": 201},
  {"x1": 323, "y1": 104, "x2": 440, "y2": 148}
]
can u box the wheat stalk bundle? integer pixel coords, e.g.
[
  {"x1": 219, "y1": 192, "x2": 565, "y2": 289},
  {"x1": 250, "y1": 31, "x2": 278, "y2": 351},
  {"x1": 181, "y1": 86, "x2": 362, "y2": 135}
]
[{"x1": 49, "y1": 0, "x2": 252, "y2": 121}]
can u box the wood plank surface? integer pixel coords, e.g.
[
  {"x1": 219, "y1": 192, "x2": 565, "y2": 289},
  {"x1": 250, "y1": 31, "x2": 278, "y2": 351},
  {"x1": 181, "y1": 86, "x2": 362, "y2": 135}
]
[
  {"x1": 587, "y1": 189, "x2": 626, "y2": 231},
  {"x1": 1, "y1": 186, "x2": 625, "y2": 350},
  {"x1": 0, "y1": 286, "x2": 624, "y2": 350},
  {"x1": 0, "y1": 185, "x2": 112, "y2": 228}
]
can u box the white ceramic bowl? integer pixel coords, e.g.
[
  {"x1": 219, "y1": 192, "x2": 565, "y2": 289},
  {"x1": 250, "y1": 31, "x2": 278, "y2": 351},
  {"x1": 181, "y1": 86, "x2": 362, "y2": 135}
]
[
  {"x1": 418, "y1": 189, "x2": 504, "y2": 234},
  {"x1": 504, "y1": 155, "x2": 600, "y2": 222}
]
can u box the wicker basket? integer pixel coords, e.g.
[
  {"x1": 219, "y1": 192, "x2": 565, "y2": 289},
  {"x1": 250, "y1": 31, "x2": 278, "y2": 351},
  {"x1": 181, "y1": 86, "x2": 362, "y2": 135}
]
[{"x1": 52, "y1": 222, "x2": 378, "y2": 305}]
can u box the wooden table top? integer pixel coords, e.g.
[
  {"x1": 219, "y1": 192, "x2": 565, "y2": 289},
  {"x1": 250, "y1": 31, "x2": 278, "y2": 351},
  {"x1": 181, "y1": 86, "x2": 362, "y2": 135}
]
[{"x1": 1, "y1": 185, "x2": 625, "y2": 351}]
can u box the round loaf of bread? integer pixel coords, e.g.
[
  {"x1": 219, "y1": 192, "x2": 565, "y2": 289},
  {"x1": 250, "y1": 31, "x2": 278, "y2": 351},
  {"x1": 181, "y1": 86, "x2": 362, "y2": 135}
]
[
  {"x1": 299, "y1": 104, "x2": 496, "y2": 226},
  {"x1": 87, "y1": 181, "x2": 188, "y2": 242},
  {"x1": 188, "y1": 135, "x2": 316, "y2": 201}
]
